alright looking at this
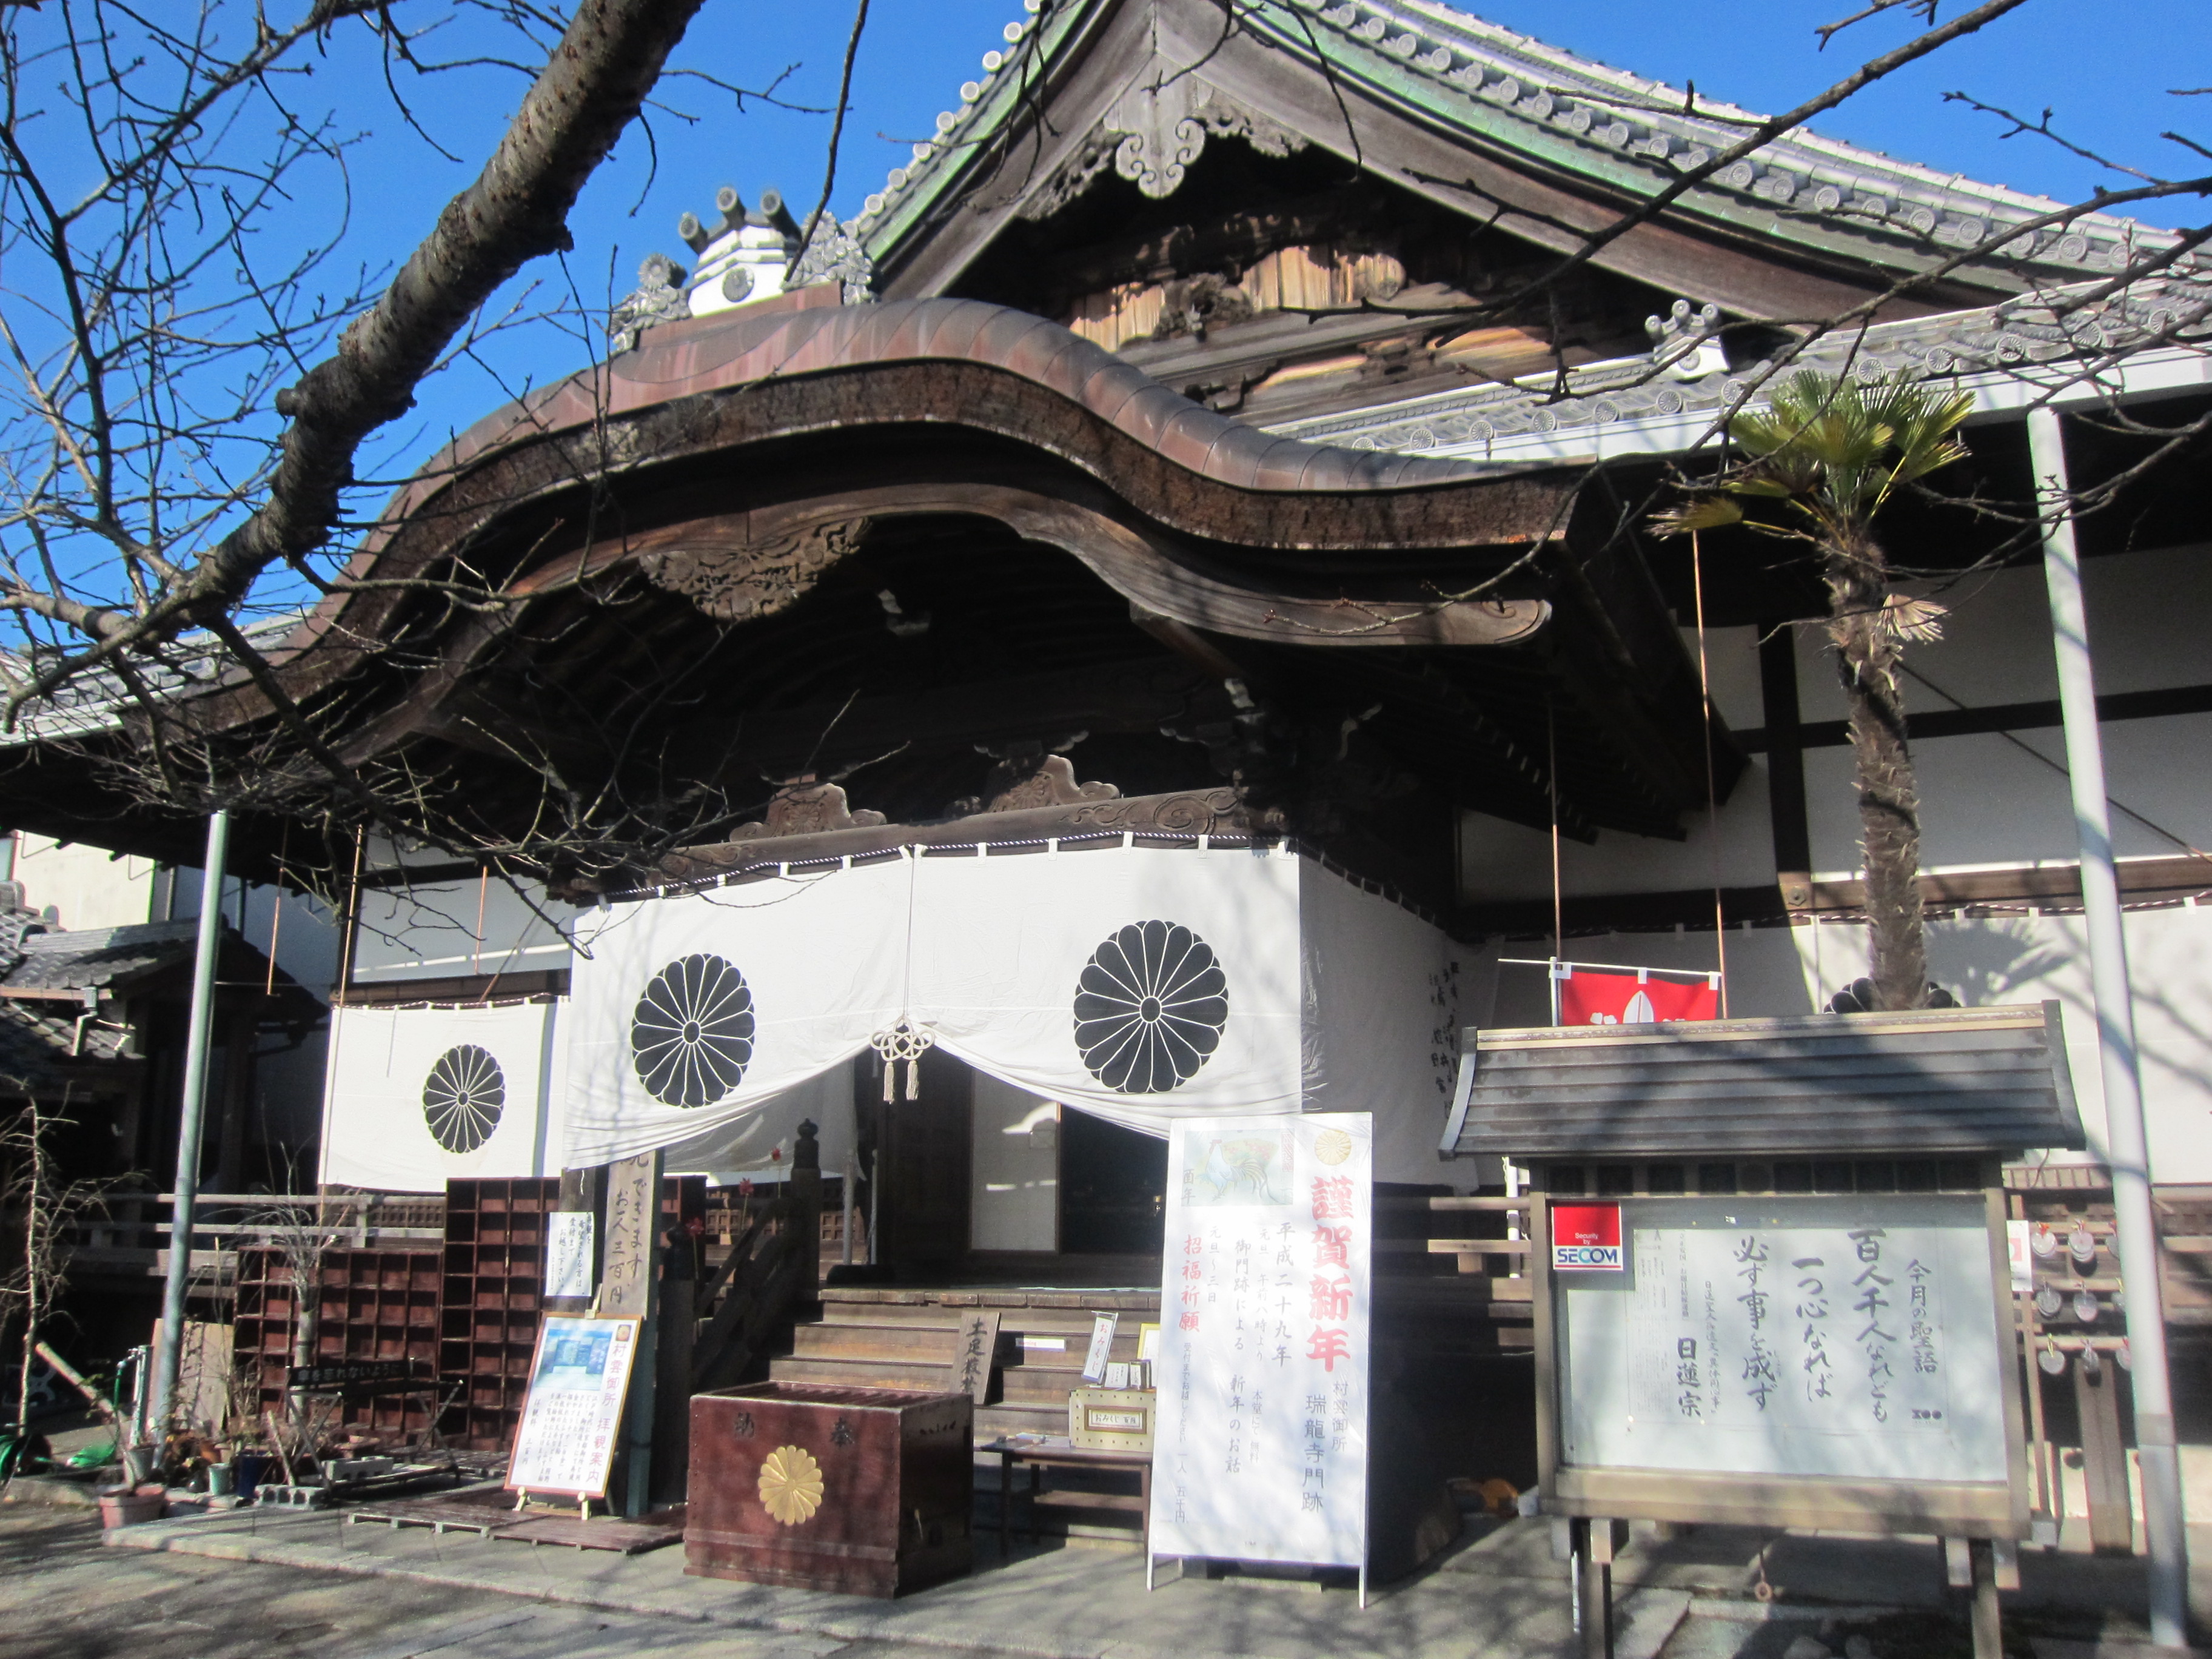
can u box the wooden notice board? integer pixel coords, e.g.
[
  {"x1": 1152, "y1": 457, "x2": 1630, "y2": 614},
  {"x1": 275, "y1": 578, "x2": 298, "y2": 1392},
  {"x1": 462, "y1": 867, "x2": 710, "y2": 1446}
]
[{"x1": 1535, "y1": 1187, "x2": 2029, "y2": 1537}]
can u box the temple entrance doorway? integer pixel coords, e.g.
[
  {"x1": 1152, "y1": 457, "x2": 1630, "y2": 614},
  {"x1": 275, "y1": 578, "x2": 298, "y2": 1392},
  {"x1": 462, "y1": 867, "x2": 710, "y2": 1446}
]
[{"x1": 863, "y1": 1051, "x2": 1164, "y2": 1284}]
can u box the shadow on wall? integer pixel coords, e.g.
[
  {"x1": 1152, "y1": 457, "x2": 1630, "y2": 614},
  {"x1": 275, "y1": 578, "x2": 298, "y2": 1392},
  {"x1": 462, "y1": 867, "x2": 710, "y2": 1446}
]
[{"x1": 1929, "y1": 917, "x2": 2076, "y2": 1009}]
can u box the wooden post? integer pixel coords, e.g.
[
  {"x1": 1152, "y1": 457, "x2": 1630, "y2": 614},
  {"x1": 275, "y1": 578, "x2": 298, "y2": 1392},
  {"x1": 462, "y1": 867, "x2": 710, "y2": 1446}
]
[
  {"x1": 2074, "y1": 1355, "x2": 2134, "y2": 1553},
  {"x1": 1968, "y1": 1537, "x2": 2003, "y2": 1659},
  {"x1": 789, "y1": 1120, "x2": 823, "y2": 1302},
  {"x1": 600, "y1": 1150, "x2": 662, "y2": 1517},
  {"x1": 651, "y1": 1216, "x2": 694, "y2": 1507}
]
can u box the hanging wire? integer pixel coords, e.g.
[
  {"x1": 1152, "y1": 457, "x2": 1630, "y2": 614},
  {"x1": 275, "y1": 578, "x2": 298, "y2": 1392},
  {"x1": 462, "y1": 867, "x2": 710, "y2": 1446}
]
[
  {"x1": 264, "y1": 822, "x2": 289, "y2": 997},
  {"x1": 1691, "y1": 531, "x2": 1731, "y2": 1017}
]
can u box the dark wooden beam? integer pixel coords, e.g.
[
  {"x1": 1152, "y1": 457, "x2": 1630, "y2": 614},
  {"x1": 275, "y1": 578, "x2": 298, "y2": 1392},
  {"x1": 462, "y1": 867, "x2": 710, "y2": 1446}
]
[
  {"x1": 1733, "y1": 680, "x2": 2212, "y2": 752},
  {"x1": 666, "y1": 655, "x2": 1233, "y2": 778}
]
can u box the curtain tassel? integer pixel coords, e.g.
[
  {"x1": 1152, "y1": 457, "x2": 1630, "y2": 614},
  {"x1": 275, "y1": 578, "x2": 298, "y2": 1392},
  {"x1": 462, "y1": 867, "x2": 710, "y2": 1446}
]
[{"x1": 869, "y1": 1022, "x2": 936, "y2": 1104}]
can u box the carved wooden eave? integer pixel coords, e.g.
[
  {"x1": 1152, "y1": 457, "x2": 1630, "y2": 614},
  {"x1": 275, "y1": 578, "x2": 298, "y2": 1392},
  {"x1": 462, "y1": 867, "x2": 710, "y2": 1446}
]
[
  {"x1": 190, "y1": 295, "x2": 1587, "y2": 740},
  {"x1": 857, "y1": 0, "x2": 2164, "y2": 317},
  {"x1": 0, "y1": 293, "x2": 1736, "y2": 882},
  {"x1": 626, "y1": 786, "x2": 1278, "y2": 898}
]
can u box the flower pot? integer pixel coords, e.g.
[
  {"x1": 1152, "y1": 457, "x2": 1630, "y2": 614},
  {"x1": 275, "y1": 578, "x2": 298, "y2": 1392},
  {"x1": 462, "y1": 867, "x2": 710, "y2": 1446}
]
[
  {"x1": 98, "y1": 1485, "x2": 166, "y2": 1528},
  {"x1": 231, "y1": 1450, "x2": 272, "y2": 1500}
]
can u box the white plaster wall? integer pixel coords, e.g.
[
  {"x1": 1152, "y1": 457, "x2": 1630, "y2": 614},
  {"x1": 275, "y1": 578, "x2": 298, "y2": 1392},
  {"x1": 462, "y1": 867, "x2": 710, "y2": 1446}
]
[
  {"x1": 167, "y1": 863, "x2": 343, "y2": 997},
  {"x1": 1803, "y1": 716, "x2": 2212, "y2": 877},
  {"x1": 1486, "y1": 906, "x2": 2212, "y2": 1185},
  {"x1": 351, "y1": 876, "x2": 573, "y2": 982},
  {"x1": 1460, "y1": 761, "x2": 1777, "y2": 902},
  {"x1": 10, "y1": 832, "x2": 156, "y2": 930},
  {"x1": 1795, "y1": 543, "x2": 2212, "y2": 722}
]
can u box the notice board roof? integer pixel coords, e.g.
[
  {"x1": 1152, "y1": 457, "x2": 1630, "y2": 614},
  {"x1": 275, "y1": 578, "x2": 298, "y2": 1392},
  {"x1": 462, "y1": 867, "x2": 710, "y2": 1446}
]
[{"x1": 1441, "y1": 1003, "x2": 2083, "y2": 1161}]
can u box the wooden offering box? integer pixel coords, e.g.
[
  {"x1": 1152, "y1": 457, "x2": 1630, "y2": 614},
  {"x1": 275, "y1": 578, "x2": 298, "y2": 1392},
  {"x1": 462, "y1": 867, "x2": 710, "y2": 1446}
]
[{"x1": 686, "y1": 1382, "x2": 973, "y2": 1597}]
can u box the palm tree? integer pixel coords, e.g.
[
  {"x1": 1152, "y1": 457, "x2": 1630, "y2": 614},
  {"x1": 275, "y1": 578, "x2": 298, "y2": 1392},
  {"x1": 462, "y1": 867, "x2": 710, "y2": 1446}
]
[{"x1": 1658, "y1": 370, "x2": 1972, "y2": 1012}]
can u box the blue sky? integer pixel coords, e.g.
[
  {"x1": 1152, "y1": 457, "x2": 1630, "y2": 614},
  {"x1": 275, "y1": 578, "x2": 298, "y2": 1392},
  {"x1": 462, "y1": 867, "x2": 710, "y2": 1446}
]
[
  {"x1": 329, "y1": 0, "x2": 2201, "y2": 484},
  {"x1": 15, "y1": 0, "x2": 2194, "y2": 617}
]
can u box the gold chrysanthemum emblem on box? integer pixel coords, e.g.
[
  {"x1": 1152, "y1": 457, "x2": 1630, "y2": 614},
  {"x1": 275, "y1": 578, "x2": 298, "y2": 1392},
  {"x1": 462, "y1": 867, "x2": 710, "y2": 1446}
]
[
  {"x1": 757, "y1": 1444, "x2": 825, "y2": 1526},
  {"x1": 1313, "y1": 1128, "x2": 1352, "y2": 1167}
]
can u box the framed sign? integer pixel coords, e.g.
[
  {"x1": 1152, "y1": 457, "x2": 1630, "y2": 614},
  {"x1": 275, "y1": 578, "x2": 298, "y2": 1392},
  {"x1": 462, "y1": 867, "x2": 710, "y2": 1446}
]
[
  {"x1": 506, "y1": 1315, "x2": 642, "y2": 1500},
  {"x1": 1148, "y1": 1112, "x2": 1372, "y2": 1577},
  {"x1": 545, "y1": 1211, "x2": 596, "y2": 1302},
  {"x1": 1537, "y1": 1190, "x2": 2028, "y2": 1536}
]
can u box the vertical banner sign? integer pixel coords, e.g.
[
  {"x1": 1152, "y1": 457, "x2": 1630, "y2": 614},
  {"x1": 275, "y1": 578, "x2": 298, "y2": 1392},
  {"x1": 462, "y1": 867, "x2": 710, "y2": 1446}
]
[
  {"x1": 1149, "y1": 1113, "x2": 1371, "y2": 1569},
  {"x1": 505, "y1": 1316, "x2": 642, "y2": 1498},
  {"x1": 1557, "y1": 967, "x2": 1718, "y2": 1027},
  {"x1": 1082, "y1": 1313, "x2": 1119, "y2": 1384},
  {"x1": 598, "y1": 1152, "x2": 659, "y2": 1318},
  {"x1": 950, "y1": 1309, "x2": 1002, "y2": 1406},
  {"x1": 546, "y1": 1212, "x2": 597, "y2": 1302}
]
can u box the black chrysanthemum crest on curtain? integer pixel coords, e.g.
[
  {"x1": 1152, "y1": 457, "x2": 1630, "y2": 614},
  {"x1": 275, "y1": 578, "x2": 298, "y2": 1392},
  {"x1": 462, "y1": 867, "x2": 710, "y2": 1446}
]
[
  {"x1": 631, "y1": 953, "x2": 756, "y2": 1107},
  {"x1": 422, "y1": 1044, "x2": 506, "y2": 1153},
  {"x1": 1073, "y1": 920, "x2": 1230, "y2": 1094}
]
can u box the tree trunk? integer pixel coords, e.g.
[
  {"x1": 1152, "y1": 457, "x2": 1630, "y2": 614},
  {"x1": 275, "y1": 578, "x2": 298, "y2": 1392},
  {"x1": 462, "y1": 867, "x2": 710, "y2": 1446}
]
[{"x1": 1827, "y1": 535, "x2": 1928, "y2": 1011}]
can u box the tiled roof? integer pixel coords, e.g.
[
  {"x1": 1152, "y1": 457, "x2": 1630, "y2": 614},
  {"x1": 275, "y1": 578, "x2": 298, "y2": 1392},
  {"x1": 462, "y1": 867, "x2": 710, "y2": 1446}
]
[
  {"x1": 856, "y1": 0, "x2": 2168, "y2": 289},
  {"x1": 5, "y1": 919, "x2": 204, "y2": 994},
  {"x1": 0, "y1": 993, "x2": 132, "y2": 1093},
  {"x1": 0, "y1": 614, "x2": 300, "y2": 746}
]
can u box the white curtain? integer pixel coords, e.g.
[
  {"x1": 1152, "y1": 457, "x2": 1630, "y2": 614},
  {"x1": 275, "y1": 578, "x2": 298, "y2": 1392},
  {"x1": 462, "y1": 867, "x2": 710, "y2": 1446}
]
[
  {"x1": 559, "y1": 843, "x2": 1453, "y2": 1181},
  {"x1": 320, "y1": 1000, "x2": 561, "y2": 1191},
  {"x1": 908, "y1": 843, "x2": 1305, "y2": 1134},
  {"x1": 563, "y1": 856, "x2": 908, "y2": 1167}
]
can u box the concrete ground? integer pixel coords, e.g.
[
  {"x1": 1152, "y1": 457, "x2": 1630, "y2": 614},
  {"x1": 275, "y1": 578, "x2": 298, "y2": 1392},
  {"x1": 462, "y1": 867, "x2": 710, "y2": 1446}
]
[{"x1": 10, "y1": 1479, "x2": 2210, "y2": 1659}]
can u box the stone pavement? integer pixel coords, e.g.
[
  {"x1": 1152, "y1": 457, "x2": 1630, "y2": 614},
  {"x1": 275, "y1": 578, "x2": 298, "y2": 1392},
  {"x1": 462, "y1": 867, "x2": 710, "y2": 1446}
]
[{"x1": 79, "y1": 1487, "x2": 2212, "y2": 1659}]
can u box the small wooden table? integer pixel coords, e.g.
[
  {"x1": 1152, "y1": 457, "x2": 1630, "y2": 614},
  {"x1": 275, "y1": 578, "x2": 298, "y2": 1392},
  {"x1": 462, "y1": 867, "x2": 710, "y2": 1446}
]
[{"x1": 981, "y1": 1436, "x2": 1151, "y2": 1555}]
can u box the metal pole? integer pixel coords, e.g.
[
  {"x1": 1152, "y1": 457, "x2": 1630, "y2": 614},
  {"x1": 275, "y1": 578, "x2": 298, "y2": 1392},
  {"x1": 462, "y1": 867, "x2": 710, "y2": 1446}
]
[
  {"x1": 152, "y1": 809, "x2": 230, "y2": 1435},
  {"x1": 2028, "y1": 409, "x2": 2187, "y2": 1648}
]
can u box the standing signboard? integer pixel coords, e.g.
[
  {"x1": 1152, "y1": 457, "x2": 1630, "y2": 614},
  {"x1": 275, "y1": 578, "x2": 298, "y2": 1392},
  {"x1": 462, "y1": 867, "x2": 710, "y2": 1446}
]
[
  {"x1": 1544, "y1": 1193, "x2": 2020, "y2": 1504},
  {"x1": 506, "y1": 1315, "x2": 643, "y2": 1504},
  {"x1": 1148, "y1": 1112, "x2": 1372, "y2": 1595}
]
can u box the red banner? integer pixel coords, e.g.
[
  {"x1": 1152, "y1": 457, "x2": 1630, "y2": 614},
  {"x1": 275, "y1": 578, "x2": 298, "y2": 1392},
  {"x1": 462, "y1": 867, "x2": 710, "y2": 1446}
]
[{"x1": 1558, "y1": 967, "x2": 1718, "y2": 1027}]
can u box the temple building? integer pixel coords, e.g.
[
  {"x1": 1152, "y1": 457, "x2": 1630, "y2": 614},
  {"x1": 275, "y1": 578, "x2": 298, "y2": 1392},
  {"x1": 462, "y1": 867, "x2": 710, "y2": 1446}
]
[{"x1": 3, "y1": 0, "x2": 2205, "y2": 1521}]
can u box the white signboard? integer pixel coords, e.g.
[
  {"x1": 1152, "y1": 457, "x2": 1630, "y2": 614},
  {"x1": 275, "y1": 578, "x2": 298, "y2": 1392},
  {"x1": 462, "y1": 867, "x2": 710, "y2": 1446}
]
[
  {"x1": 505, "y1": 1316, "x2": 642, "y2": 1499},
  {"x1": 1558, "y1": 1195, "x2": 2009, "y2": 1485},
  {"x1": 1082, "y1": 1313, "x2": 1119, "y2": 1384},
  {"x1": 1148, "y1": 1113, "x2": 1371, "y2": 1569},
  {"x1": 545, "y1": 1212, "x2": 595, "y2": 1302}
]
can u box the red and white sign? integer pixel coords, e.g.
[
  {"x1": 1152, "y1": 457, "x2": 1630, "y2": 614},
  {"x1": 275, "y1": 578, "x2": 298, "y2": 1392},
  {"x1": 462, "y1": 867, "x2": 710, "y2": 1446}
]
[
  {"x1": 1558, "y1": 967, "x2": 1718, "y2": 1027},
  {"x1": 1552, "y1": 1203, "x2": 1624, "y2": 1271}
]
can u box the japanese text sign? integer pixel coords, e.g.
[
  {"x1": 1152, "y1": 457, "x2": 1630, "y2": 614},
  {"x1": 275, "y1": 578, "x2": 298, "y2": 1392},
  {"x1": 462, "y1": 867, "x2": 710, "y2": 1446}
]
[
  {"x1": 505, "y1": 1316, "x2": 642, "y2": 1499},
  {"x1": 1555, "y1": 1195, "x2": 2009, "y2": 1485},
  {"x1": 1150, "y1": 1113, "x2": 1372, "y2": 1569}
]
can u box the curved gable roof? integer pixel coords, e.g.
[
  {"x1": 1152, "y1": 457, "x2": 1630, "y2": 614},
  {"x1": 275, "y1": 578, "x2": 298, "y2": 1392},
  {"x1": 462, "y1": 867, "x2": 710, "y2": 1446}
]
[{"x1": 852, "y1": 0, "x2": 2161, "y2": 306}]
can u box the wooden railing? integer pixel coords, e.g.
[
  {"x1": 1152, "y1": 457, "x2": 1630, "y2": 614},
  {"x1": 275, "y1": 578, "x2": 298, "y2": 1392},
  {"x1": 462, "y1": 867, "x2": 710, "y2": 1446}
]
[
  {"x1": 1375, "y1": 1194, "x2": 1533, "y2": 1276},
  {"x1": 686, "y1": 1164, "x2": 820, "y2": 1392},
  {"x1": 12, "y1": 1190, "x2": 443, "y2": 1283}
]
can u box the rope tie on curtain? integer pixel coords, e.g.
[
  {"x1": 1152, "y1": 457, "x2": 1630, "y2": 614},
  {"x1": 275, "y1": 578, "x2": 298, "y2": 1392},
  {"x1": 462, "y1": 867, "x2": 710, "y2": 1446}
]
[{"x1": 868, "y1": 1022, "x2": 935, "y2": 1102}]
